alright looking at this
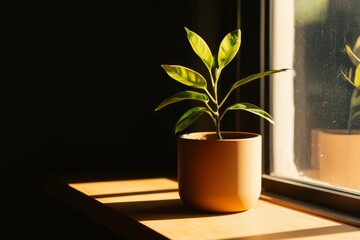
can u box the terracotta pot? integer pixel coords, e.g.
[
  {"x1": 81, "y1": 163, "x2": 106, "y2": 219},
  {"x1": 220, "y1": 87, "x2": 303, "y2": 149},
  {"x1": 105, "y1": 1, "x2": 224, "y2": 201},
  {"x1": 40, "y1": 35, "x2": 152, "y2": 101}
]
[
  {"x1": 177, "y1": 131, "x2": 262, "y2": 212},
  {"x1": 311, "y1": 129, "x2": 360, "y2": 190}
]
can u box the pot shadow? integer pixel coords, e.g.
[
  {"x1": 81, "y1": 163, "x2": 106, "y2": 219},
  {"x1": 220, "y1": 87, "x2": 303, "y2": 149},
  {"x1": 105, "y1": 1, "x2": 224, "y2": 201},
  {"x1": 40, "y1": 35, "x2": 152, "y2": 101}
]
[
  {"x1": 102, "y1": 189, "x2": 240, "y2": 221},
  {"x1": 90, "y1": 188, "x2": 178, "y2": 199}
]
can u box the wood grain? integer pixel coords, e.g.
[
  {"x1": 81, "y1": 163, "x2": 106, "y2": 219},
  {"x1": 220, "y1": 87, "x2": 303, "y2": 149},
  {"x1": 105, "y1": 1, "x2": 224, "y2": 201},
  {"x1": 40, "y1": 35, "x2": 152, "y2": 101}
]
[{"x1": 46, "y1": 177, "x2": 360, "y2": 239}]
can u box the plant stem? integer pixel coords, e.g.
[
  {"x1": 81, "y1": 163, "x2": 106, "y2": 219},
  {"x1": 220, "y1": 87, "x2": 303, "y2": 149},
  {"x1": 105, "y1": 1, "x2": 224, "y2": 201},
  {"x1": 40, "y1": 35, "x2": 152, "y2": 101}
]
[
  {"x1": 216, "y1": 118, "x2": 222, "y2": 139},
  {"x1": 347, "y1": 88, "x2": 357, "y2": 134}
]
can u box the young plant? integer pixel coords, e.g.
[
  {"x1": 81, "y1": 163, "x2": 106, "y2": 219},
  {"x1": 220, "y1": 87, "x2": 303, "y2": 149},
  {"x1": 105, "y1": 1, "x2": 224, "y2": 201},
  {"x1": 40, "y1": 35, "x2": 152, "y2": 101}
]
[
  {"x1": 155, "y1": 27, "x2": 289, "y2": 139},
  {"x1": 341, "y1": 36, "x2": 360, "y2": 133}
]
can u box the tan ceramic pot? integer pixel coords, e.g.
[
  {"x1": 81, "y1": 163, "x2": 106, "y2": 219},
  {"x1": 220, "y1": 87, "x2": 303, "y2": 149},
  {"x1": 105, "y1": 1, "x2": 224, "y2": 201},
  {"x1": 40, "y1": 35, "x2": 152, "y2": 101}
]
[
  {"x1": 311, "y1": 129, "x2": 360, "y2": 190},
  {"x1": 177, "y1": 131, "x2": 262, "y2": 213}
]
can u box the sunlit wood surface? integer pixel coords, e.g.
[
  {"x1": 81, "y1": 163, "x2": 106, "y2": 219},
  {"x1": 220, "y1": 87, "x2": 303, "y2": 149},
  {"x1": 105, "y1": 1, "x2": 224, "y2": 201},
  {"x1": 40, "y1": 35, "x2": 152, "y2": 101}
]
[{"x1": 46, "y1": 177, "x2": 360, "y2": 240}]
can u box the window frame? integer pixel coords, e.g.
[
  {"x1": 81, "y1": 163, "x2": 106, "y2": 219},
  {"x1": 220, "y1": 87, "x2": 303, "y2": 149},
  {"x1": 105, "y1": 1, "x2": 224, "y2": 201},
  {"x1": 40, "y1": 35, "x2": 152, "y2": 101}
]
[{"x1": 236, "y1": 0, "x2": 360, "y2": 224}]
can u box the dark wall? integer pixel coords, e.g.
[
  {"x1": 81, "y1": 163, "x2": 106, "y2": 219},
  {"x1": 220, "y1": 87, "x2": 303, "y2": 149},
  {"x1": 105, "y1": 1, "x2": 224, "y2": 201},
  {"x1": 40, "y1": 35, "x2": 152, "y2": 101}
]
[
  {"x1": 1, "y1": 0, "x2": 196, "y2": 178},
  {"x1": 1, "y1": 0, "x2": 195, "y2": 238}
]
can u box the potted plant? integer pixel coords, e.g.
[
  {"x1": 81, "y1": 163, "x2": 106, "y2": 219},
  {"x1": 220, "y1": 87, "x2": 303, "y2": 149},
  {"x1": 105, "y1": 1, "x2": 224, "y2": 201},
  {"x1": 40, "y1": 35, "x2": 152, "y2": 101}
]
[
  {"x1": 311, "y1": 36, "x2": 360, "y2": 190},
  {"x1": 155, "y1": 27, "x2": 289, "y2": 212}
]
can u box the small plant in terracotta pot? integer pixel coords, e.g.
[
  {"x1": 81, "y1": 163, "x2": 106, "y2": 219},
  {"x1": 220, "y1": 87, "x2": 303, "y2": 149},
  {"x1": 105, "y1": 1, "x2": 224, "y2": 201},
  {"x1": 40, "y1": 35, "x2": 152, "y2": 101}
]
[
  {"x1": 311, "y1": 36, "x2": 360, "y2": 190},
  {"x1": 155, "y1": 27, "x2": 289, "y2": 212}
]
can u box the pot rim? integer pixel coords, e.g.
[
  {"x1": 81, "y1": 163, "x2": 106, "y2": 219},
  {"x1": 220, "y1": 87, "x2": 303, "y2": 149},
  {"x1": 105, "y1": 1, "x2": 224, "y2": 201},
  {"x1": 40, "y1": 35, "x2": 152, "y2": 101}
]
[
  {"x1": 312, "y1": 128, "x2": 360, "y2": 135},
  {"x1": 178, "y1": 131, "x2": 261, "y2": 141}
]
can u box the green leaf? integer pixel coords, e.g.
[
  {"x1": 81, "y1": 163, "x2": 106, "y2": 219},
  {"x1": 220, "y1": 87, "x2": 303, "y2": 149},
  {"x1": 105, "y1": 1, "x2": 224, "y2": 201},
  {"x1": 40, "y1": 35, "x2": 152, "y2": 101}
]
[
  {"x1": 161, "y1": 65, "x2": 207, "y2": 89},
  {"x1": 185, "y1": 27, "x2": 214, "y2": 71},
  {"x1": 221, "y1": 68, "x2": 289, "y2": 106},
  {"x1": 224, "y1": 103, "x2": 274, "y2": 124},
  {"x1": 230, "y1": 69, "x2": 289, "y2": 93},
  {"x1": 345, "y1": 44, "x2": 360, "y2": 66},
  {"x1": 175, "y1": 107, "x2": 210, "y2": 134},
  {"x1": 155, "y1": 91, "x2": 209, "y2": 111},
  {"x1": 350, "y1": 88, "x2": 360, "y2": 107},
  {"x1": 354, "y1": 64, "x2": 360, "y2": 88},
  {"x1": 218, "y1": 29, "x2": 241, "y2": 70},
  {"x1": 350, "y1": 111, "x2": 360, "y2": 123},
  {"x1": 340, "y1": 69, "x2": 357, "y2": 88},
  {"x1": 349, "y1": 88, "x2": 360, "y2": 130},
  {"x1": 353, "y1": 36, "x2": 360, "y2": 59}
]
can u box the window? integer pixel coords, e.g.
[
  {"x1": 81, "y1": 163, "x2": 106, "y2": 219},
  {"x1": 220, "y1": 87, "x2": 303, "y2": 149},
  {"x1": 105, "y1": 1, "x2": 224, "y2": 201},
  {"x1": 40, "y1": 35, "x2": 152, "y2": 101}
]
[{"x1": 262, "y1": 0, "x2": 360, "y2": 219}]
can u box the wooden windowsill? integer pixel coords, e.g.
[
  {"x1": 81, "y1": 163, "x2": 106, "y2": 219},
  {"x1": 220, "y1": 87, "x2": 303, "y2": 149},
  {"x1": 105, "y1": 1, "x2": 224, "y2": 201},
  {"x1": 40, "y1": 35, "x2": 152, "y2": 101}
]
[{"x1": 43, "y1": 175, "x2": 360, "y2": 240}]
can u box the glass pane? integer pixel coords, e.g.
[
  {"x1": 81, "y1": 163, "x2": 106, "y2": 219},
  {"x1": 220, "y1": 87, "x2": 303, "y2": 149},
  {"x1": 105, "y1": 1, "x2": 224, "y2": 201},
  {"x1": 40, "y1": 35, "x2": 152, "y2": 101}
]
[{"x1": 270, "y1": 0, "x2": 360, "y2": 193}]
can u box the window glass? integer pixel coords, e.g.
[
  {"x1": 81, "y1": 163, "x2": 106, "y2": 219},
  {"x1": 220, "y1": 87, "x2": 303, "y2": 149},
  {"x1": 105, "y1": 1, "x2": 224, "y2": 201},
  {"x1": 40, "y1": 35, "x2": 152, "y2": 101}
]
[{"x1": 270, "y1": 0, "x2": 360, "y2": 193}]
